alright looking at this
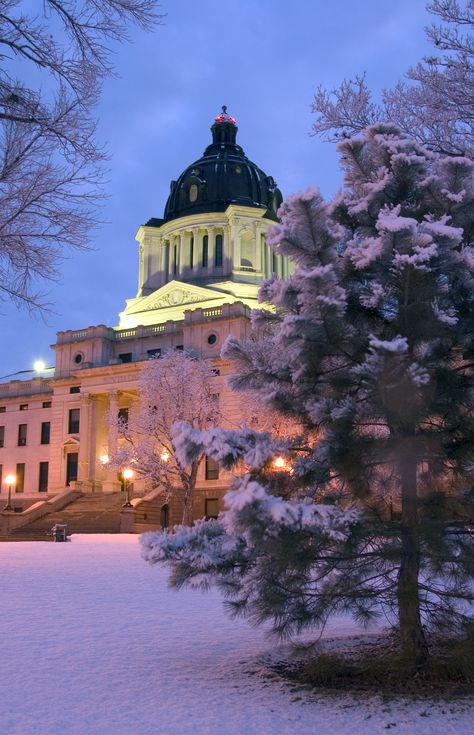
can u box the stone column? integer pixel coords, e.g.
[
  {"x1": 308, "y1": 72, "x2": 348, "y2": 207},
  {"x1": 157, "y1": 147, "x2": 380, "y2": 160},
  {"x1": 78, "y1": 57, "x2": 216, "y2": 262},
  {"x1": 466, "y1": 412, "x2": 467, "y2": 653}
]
[
  {"x1": 77, "y1": 393, "x2": 93, "y2": 492},
  {"x1": 207, "y1": 227, "x2": 215, "y2": 274},
  {"x1": 196, "y1": 229, "x2": 204, "y2": 272},
  {"x1": 102, "y1": 391, "x2": 121, "y2": 494}
]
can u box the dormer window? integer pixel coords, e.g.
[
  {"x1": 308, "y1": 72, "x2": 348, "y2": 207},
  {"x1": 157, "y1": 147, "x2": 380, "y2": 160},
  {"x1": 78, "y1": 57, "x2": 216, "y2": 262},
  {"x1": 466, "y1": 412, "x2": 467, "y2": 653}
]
[{"x1": 189, "y1": 184, "x2": 198, "y2": 202}]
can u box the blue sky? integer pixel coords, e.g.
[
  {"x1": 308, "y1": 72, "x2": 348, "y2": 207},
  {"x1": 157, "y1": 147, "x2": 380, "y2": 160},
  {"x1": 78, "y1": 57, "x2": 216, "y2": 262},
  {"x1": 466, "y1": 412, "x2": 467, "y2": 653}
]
[{"x1": 0, "y1": 0, "x2": 432, "y2": 378}]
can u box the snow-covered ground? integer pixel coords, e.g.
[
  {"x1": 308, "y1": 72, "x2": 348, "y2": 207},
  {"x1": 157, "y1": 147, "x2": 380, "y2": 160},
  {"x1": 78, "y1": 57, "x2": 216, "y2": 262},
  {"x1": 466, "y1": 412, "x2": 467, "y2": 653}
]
[{"x1": 0, "y1": 535, "x2": 472, "y2": 735}]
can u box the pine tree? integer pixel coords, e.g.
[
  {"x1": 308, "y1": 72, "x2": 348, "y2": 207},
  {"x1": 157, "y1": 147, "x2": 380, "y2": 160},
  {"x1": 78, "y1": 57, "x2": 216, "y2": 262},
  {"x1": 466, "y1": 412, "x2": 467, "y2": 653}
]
[{"x1": 142, "y1": 125, "x2": 474, "y2": 670}]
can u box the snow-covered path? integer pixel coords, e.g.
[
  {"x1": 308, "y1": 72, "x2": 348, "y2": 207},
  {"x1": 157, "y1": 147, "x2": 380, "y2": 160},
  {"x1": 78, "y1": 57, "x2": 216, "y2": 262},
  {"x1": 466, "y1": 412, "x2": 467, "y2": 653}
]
[{"x1": 0, "y1": 535, "x2": 472, "y2": 735}]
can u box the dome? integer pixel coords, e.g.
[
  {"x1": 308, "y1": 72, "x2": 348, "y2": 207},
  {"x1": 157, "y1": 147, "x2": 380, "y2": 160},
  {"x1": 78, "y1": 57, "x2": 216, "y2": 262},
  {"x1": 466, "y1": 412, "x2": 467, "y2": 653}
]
[{"x1": 162, "y1": 106, "x2": 282, "y2": 223}]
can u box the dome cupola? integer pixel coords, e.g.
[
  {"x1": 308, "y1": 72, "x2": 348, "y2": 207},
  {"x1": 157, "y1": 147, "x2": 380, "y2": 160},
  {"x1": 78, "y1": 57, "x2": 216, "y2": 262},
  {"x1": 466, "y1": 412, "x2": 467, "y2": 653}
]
[{"x1": 163, "y1": 106, "x2": 282, "y2": 223}]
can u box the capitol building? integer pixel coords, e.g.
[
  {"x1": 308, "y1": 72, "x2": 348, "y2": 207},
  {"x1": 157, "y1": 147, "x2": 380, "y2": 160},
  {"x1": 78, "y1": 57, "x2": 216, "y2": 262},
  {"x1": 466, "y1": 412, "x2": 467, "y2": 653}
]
[{"x1": 0, "y1": 108, "x2": 290, "y2": 534}]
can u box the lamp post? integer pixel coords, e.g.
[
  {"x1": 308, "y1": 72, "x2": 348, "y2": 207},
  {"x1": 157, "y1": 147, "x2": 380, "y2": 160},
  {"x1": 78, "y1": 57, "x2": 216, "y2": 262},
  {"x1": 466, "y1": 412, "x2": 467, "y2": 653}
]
[
  {"x1": 3, "y1": 473, "x2": 16, "y2": 512},
  {"x1": 122, "y1": 468, "x2": 134, "y2": 508}
]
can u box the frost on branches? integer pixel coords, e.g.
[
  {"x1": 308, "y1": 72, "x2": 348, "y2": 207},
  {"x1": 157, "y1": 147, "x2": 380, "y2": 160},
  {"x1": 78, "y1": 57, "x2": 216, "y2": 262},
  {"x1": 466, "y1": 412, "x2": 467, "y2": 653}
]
[
  {"x1": 142, "y1": 125, "x2": 474, "y2": 671},
  {"x1": 109, "y1": 350, "x2": 220, "y2": 525},
  {"x1": 312, "y1": 1, "x2": 474, "y2": 158}
]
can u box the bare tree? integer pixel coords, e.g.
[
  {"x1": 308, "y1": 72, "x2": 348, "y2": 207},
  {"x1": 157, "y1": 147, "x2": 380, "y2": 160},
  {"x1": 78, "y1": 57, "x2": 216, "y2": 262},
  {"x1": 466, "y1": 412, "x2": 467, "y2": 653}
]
[
  {"x1": 110, "y1": 350, "x2": 221, "y2": 526},
  {"x1": 0, "y1": 0, "x2": 161, "y2": 309},
  {"x1": 312, "y1": 1, "x2": 474, "y2": 157}
]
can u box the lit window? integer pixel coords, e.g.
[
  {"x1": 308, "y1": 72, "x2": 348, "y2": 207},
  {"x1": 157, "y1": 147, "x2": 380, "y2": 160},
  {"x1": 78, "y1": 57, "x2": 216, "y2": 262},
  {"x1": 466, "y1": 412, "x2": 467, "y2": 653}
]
[
  {"x1": 42, "y1": 401, "x2": 52, "y2": 409},
  {"x1": 19, "y1": 404, "x2": 28, "y2": 411},
  {"x1": 205, "y1": 455, "x2": 219, "y2": 480},
  {"x1": 205, "y1": 498, "x2": 219, "y2": 519},
  {"x1": 16, "y1": 463, "x2": 25, "y2": 493}
]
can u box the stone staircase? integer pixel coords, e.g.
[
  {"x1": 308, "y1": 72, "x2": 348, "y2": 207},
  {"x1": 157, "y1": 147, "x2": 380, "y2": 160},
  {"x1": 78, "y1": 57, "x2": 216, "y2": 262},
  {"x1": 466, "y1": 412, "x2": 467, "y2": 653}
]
[{"x1": 4, "y1": 492, "x2": 128, "y2": 541}]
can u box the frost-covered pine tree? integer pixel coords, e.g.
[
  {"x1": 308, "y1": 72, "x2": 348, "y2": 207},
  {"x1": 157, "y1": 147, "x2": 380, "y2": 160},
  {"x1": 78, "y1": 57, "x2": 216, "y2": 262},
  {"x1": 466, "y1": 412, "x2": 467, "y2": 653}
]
[
  {"x1": 110, "y1": 350, "x2": 220, "y2": 525},
  {"x1": 142, "y1": 125, "x2": 474, "y2": 670}
]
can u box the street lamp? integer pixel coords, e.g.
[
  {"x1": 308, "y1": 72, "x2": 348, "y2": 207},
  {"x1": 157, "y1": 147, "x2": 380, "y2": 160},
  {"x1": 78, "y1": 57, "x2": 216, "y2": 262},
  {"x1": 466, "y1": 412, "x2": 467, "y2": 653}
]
[
  {"x1": 3, "y1": 473, "x2": 16, "y2": 512},
  {"x1": 122, "y1": 468, "x2": 134, "y2": 508}
]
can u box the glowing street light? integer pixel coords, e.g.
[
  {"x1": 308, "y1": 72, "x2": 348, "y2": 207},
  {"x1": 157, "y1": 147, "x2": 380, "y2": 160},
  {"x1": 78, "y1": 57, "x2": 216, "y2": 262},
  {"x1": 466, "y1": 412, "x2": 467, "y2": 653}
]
[
  {"x1": 3, "y1": 473, "x2": 16, "y2": 512},
  {"x1": 273, "y1": 456, "x2": 287, "y2": 470},
  {"x1": 100, "y1": 453, "x2": 110, "y2": 465},
  {"x1": 122, "y1": 468, "x2": 134, "y2": 508},
  {"x1": 160, "y1": 450, "x2": 170, "y2": 462},
  {"x1": 33, "y1": 359, "x2": 47, "y2": 373}
]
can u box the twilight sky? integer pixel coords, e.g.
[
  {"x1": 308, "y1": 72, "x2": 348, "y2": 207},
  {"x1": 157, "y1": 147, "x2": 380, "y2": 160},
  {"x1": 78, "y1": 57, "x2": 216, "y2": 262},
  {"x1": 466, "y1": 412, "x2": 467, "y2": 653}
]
[{"x1": 0, "y1": 0, "x2": 432, "y2": 378}]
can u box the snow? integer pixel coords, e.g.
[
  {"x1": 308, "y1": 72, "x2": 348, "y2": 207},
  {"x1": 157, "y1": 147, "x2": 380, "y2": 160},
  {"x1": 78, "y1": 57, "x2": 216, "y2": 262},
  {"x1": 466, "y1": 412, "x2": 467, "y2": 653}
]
[{"x1": 0, "y1": 536, "x2": 473, "y2": 735}]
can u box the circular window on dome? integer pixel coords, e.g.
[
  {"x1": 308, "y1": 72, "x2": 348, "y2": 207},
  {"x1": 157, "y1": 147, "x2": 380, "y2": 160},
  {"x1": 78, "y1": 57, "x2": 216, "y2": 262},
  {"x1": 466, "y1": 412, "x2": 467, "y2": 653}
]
[
  {"x1": 234, "y1": 165, "x2": 242, "y2": 174},
  {"x1": 73, "y1": 352, "x2": 84, "y2": 365},
  {"x1": 207, "y1": 333, "x2": 218, "y2": 346},
  {"x1": 189, "y1": 183, "x2": 198, "y2": 202}
]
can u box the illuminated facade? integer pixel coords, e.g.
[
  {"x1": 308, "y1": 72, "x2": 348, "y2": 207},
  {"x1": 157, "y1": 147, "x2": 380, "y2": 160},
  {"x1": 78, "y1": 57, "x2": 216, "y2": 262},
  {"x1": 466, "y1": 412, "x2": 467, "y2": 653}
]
[{"x1": 0, "y1": 108, "x2": 288, "y2": 530}]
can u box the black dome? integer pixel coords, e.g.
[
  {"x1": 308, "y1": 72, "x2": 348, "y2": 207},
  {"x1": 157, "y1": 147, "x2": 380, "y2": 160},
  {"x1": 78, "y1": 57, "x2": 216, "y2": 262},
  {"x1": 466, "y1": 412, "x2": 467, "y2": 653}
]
[{"x1": 162, "y1": 107, "x2": 282, "y2": 223}]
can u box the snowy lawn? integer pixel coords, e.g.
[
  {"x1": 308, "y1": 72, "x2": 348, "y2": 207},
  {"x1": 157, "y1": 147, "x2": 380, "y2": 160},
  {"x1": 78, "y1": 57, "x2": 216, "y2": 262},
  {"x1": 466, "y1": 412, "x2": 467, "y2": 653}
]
[{"x1": 0, "y1": 536, "x2": 472, "y2": 735}]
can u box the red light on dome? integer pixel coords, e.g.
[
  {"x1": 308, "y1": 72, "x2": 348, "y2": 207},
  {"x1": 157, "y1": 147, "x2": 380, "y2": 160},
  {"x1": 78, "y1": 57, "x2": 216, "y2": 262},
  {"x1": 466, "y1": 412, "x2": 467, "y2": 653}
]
[{"x1": 215, "y1": 113, "x2": 236, "y2": 124}]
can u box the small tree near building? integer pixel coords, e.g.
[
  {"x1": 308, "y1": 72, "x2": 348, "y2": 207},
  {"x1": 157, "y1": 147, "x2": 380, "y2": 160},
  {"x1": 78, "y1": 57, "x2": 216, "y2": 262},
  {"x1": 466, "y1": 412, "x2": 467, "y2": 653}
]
[
  {"x1": 110, "y1": 350, "x2": 221, "y2": 525},
  {"x1": 142, "y1": 125, "x2": 474, "y2": 672}
]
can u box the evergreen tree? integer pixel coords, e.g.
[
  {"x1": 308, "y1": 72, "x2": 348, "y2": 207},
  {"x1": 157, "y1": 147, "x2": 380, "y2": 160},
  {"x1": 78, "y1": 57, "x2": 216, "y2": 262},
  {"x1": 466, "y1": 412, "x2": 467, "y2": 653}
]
[{"x1": 142, "y1": 125, "x2": 474, "y2": 670}]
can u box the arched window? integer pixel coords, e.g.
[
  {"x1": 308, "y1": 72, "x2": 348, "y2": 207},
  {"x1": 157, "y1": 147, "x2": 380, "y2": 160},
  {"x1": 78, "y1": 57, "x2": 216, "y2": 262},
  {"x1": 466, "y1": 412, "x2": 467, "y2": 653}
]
[
  {"x1": 215, "y1": 234, "x2": 223, "y2": 267},
  {"x1": 240, "y1": 231, "x2": 254, "y2": 269}
]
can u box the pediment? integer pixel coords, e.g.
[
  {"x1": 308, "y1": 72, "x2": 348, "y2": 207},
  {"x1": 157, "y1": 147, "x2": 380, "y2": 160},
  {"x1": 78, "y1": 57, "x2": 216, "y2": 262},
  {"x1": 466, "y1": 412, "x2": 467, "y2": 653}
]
[
  {"x1": 63, "y1": 437, "x2": 80, "y2": 447},
  {"x1": 124, "y1": 280, "x2": 224, "y2": 315}
]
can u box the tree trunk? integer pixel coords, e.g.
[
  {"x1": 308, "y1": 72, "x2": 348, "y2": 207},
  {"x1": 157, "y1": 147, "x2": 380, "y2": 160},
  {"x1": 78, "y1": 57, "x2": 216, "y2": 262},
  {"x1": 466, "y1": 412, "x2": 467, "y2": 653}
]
[
  {"x1": 181, "y1": 489, "x2": 193, "y2": 526},
  {"x1": 397, "y1": 442, "x2": 429, "y2": 669}
]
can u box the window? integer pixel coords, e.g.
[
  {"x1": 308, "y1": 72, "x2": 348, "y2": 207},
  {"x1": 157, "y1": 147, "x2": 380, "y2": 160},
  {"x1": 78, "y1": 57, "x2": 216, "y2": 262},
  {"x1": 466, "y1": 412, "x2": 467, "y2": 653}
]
[
  {"x1": 215, "y1": 234, "x2": 223, "y2": 267},
  {"x1": 118, "y1": 353, "x2": 132, "y2": 364},
  {"x1": 42, "y1": 401, "x2": 52, "y2": 409},
  {"x1": 147, "y1": 348, "x2": 161, "y2": 359},
  {"x1": 40, "y1": 421, "x2": 50, "y2": 445},
  {"x1": 160, "y1": 504, "x2": 169, "y2": 529},
  {"x1": 205, "y1": 455, "x2": 219, "y2": 480},
  {"x1": 19, "y1": 404, "x2": 28, "y2": 411},
  {"x1": 176, "y1": 345, "x2": 184, "y2": 351},
  {"x1": 240, "y1": 232, "x2": 254, "y2": 269},
  {"x1": 202, "y1": 235, "x2": 208, "y2": 267},
  {"x1": 211, "y1": 368, "x2": 220, "y2": 376},
  {"x1": 0, "y1": 425, "x2": 4, "y2": 448},
  {"x1": 16, "y1": 463, "x2": 25, "y2": 493},
  {"x1": 118, "y1": 408, "x2": 129, "y2": 424},
  {"x1": 18, "y1": 424, "x2": 27, "y2": 446},
  {"x1": 68, "y1": 408, "x2": 80, "y2": 434},
  {"x1": 190, "y1": 235, "x2": 194, "y2": 269},
  {"x1": 70, "y1": 386, "x2": 80, "y2": 394},
  {"x1": 173, "y1": 243, "x2": 178, "y2": 275},
  {"x1": 73, "y1": 353, "x2": 83, "y2": 365},
  {"x1": 38, "y1": 462, "x2": 49, "y2": 492},
  {"x1": 66, "y1": 453, "x2": 78, "y2": 486},
  {"x1": 207, "y1": 333, "x2": 217, "y2": 346},
  {"x1": 0, "y1": 406, "x2": 5, "y2": 413},
  {"x1": 0, "y1": 464, "x2": 2, "y2": 489},
  {"x1": 205, "y1": 498, "x2": 219, "y2": 519}
]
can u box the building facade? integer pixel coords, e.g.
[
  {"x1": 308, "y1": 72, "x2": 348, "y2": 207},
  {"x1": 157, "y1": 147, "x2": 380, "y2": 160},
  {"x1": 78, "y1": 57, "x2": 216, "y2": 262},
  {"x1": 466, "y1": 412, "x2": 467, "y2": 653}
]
[{"x1": 0, "y1": 108, "x2": 288, "y2": 525}]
